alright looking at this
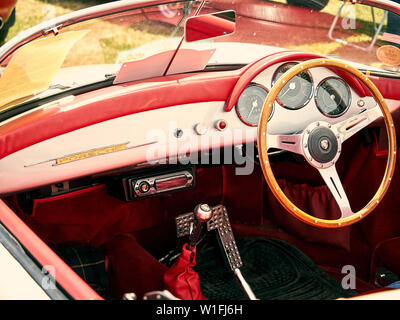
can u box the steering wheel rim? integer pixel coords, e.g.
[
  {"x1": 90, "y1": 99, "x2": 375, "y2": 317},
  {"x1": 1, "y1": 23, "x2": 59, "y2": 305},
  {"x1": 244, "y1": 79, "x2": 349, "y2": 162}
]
[{"x1": 257, "y1": 58, "x2": 397, "y2": 228}]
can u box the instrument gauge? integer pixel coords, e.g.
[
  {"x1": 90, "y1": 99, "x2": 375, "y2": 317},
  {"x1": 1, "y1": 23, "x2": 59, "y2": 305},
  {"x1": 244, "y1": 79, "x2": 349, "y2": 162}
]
[
  {"x1": 272, "y1": 62, "x2": 314, "y2": 110},
  {"x1": 315, "y1": 77, "x2": 351, "y2": 118},
  {"x1": 236, "y1": 83, "x2": 273, "y2": 126}
]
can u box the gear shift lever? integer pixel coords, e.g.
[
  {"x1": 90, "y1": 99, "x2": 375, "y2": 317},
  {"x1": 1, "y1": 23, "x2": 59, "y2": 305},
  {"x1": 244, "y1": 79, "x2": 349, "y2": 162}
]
[
  {"x1": 163, "y1": 204, "x2": 212, "y2": 300},
  {"x1": 188, "y1": 204, "x2": 213, "y2": 251},
  {"x1": 175, "y1": 204, "x2": 257, "y2": 300}
]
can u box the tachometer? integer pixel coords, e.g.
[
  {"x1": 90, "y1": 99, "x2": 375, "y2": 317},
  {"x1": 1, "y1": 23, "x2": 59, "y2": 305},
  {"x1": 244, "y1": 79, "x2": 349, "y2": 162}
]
[
  {"x1": 315, "y1": 77, "x2": 351, "y2": 118},
  {"x1": 272, "y1": 62, "x2": 313, "y2": 110},
  {"x1": 236, "y1": 83, "x2": 273, "y2": 126}
]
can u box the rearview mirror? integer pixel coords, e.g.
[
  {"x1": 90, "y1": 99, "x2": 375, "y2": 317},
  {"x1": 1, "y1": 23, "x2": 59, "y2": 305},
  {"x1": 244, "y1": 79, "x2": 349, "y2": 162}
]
[{"x1": 185, "y1": 10, "x2": 236, "y2": 43}]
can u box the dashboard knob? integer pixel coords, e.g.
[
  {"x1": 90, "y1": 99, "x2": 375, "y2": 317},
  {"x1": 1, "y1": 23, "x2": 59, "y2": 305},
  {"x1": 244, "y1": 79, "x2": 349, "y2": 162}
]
[
  {"x1": 138, "y1": 181, "x2": 151, "y2": 194},
  {"x1": 194, "y1": 203, "x2": 213, "y2": 221},
  {"x1": 215, "y1": 119, "x2": 228, "y2": 131},
  {"x1": 194, "y1": 123, "x2": 207, "y2": 135}
]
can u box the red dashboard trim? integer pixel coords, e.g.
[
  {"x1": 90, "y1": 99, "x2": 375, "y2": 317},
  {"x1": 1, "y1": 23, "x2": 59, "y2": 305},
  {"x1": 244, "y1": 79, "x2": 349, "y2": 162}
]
[{"x1": 0, "y1": 199, "x2": 103, "y2": 300}]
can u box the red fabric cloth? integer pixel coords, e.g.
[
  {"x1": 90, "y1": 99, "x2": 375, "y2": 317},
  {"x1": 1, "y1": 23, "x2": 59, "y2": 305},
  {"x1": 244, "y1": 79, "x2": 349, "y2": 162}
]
[
  {"x1": 105, "y1": 234, "x2": 168, "y2": 300},
  {"x1": 163, "y1": 243, "x2": 207, "y2": 300}
]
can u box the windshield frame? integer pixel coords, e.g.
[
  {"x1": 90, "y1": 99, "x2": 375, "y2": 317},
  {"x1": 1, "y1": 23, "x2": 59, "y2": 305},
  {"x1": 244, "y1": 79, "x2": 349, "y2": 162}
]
[{"x1": 2, "y1": 0, "x2": 400, "y2": 66}]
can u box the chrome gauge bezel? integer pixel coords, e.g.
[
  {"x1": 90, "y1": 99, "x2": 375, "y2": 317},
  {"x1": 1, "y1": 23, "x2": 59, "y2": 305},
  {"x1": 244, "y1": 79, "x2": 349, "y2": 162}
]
[
  {"x1": 235, "y1": 83, "x2": 274, "y2": 127},
  {"x1": 315, "y1": 77, "x2": 351, "y2": 118},
  {"x1": 271, "y1": 62, "x2": 314, "y2": 110}
]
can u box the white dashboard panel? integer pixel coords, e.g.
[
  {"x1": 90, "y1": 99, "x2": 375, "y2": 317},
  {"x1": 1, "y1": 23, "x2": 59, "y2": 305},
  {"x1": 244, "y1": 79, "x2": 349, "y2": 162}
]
[
  {"x1": 0, "y1": 101, "x2": 257, "y2": 194},
  {"x1": 0, "y1": 62, "x2": 387, "y2": 194}
]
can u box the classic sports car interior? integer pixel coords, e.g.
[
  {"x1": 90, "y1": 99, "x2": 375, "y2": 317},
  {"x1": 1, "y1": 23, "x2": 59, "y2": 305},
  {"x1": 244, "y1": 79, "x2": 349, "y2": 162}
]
[{"x1": 0, "y1": 0, "x2": 400, "y2": 300}]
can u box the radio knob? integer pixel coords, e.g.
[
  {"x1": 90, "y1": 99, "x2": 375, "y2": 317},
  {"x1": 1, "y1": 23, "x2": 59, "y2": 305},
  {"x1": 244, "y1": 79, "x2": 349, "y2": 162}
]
[{"x1": 138, "y1": 181, "x2": 150, "y2": 194}]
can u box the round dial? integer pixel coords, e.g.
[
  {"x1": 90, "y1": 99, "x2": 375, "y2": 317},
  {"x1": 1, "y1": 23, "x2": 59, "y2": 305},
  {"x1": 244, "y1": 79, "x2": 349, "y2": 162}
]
[
  {"x1": 315, "y1": 77, "x2": 351, "y2": 117},
  {"x1": 236, "y1": 84, "x2": 273, "y2": 126},
  {"x1": 272, "y1": 62, "x2": 313, "y2": 110}
]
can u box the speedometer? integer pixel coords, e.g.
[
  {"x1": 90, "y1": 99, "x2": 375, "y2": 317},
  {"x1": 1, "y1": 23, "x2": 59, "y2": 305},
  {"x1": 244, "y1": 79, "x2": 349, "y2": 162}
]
[
  {"x1": 315, "y1": 77, "x2": 351, "y2": 118},
  {"x1": 272, "y1": 62, "x2": 313, "y2": 110},
  {"x1": 236, "y1": 83, "x2": 273, "y2": 126}
]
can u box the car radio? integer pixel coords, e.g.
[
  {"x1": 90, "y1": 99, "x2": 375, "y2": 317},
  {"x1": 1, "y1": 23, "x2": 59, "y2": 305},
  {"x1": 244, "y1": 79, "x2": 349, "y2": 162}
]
[{"x1": 107, "y1": 166, "x2": 196, "y2": 201}]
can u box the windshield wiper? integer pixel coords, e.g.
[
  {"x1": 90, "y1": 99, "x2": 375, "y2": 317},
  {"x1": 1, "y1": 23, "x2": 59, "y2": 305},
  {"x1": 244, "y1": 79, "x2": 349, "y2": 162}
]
[
  {"x1": 0, "y1": 76, "x2": 115, "y2": 123},
  {"x1": 48, "y1": 84, "x2": 72, "y2": 90},
  {"x1": 48, "y1": 72, "x2": 117, "y2": 92}
]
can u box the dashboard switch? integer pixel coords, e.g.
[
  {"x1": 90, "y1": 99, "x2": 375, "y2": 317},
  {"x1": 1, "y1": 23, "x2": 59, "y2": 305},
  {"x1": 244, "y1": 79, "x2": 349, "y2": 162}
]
[
  {"x1": 215, "y1": 119, "x2": 228, "y2": 131},
  {"x1": 194, "y1": 123, "x2": 207, "y2": 135}
]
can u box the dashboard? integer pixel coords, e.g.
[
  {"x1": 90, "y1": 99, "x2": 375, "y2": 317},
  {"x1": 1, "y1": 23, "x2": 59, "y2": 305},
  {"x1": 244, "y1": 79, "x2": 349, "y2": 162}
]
[{"x1": 0, "y1": 57, "x2": 388, "y2": 195}]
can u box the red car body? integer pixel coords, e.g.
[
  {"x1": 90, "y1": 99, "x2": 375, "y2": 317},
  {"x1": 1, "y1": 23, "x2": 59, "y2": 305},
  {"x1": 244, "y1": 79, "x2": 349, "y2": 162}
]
[{"x1": 0, "y1": 0, "x2": 16, "y2": 26}]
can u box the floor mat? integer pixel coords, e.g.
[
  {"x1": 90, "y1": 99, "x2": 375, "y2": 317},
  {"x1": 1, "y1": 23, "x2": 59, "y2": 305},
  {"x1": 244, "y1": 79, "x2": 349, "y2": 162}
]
[
  {"x1": 194, "y1": 238, "x2": 356, "y2": 300},
  {"x1": 54, "y1": 246, "x2": 111, "y2": 299}
]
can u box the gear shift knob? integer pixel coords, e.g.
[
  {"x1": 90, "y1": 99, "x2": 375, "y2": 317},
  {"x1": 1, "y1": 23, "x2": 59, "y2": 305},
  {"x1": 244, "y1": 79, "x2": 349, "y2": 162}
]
[{"x1": 194, "y1": 204, "x2": 213, "y2": 222}]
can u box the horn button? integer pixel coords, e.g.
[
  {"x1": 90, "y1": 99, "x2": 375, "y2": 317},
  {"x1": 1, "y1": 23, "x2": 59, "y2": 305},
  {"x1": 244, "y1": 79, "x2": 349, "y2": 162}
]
[
  {"x1": 307, "y1": 127, "x2": 338, "y2": 163},
  {"x1": 303, "y1": 122, "x2": 341, "y2": 168}
]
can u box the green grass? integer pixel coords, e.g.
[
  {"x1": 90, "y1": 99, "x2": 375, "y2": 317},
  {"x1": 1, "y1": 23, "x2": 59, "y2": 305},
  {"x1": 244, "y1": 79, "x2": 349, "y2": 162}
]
[
  {"x1": 97, "y1": 21, "x2": 178, "y2": 64},
  {"x1": 269, "y1": 0, "x2": 389, "y2": 68},
  {"x1": 1, "y1": 0, "x2": 107, "y2": 45},
  {"x1": 2, "y1": 0, "x2": 93, "y2": 44},
  {"x1": 323, "y1": 0, "x2": 386, "y2": 26},
  {"x1": 2, "y1": 0, "x2": 180, "y2": 65}
]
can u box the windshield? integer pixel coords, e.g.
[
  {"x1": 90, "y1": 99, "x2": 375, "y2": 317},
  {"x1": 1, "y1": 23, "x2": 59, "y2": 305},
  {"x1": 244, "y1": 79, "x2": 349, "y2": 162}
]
[
  {"x1": 1, "y1": 0, "x2": 400, "y2": 115},
  {"x1": 0, "y1": 1, "x2": 199, "y2": 114}
]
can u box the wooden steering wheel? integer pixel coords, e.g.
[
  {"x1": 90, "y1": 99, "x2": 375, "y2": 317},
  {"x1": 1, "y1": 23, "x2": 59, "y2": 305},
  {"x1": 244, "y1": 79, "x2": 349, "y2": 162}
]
[{"x1": 257, "y1": 58, "x2": 397, "y2": 228}]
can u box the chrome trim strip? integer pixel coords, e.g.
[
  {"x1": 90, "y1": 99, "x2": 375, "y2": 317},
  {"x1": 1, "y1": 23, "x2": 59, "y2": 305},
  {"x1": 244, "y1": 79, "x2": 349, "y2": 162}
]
[{"x1": 24, "y1": 141, "x2": 157, "y2": 167}]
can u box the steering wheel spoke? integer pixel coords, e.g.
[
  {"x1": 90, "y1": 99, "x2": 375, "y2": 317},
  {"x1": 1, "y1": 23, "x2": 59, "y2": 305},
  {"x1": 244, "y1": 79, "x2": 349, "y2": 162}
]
[
  {"x1": 267, "y1": 133, "x2": 303, "y2": 155},
  {"x1": 333, "y1": 105, "x2": 382, "y2": 143},
  {"x1": 318, "y1": 165, "x2": 353, "y2": 219}
]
